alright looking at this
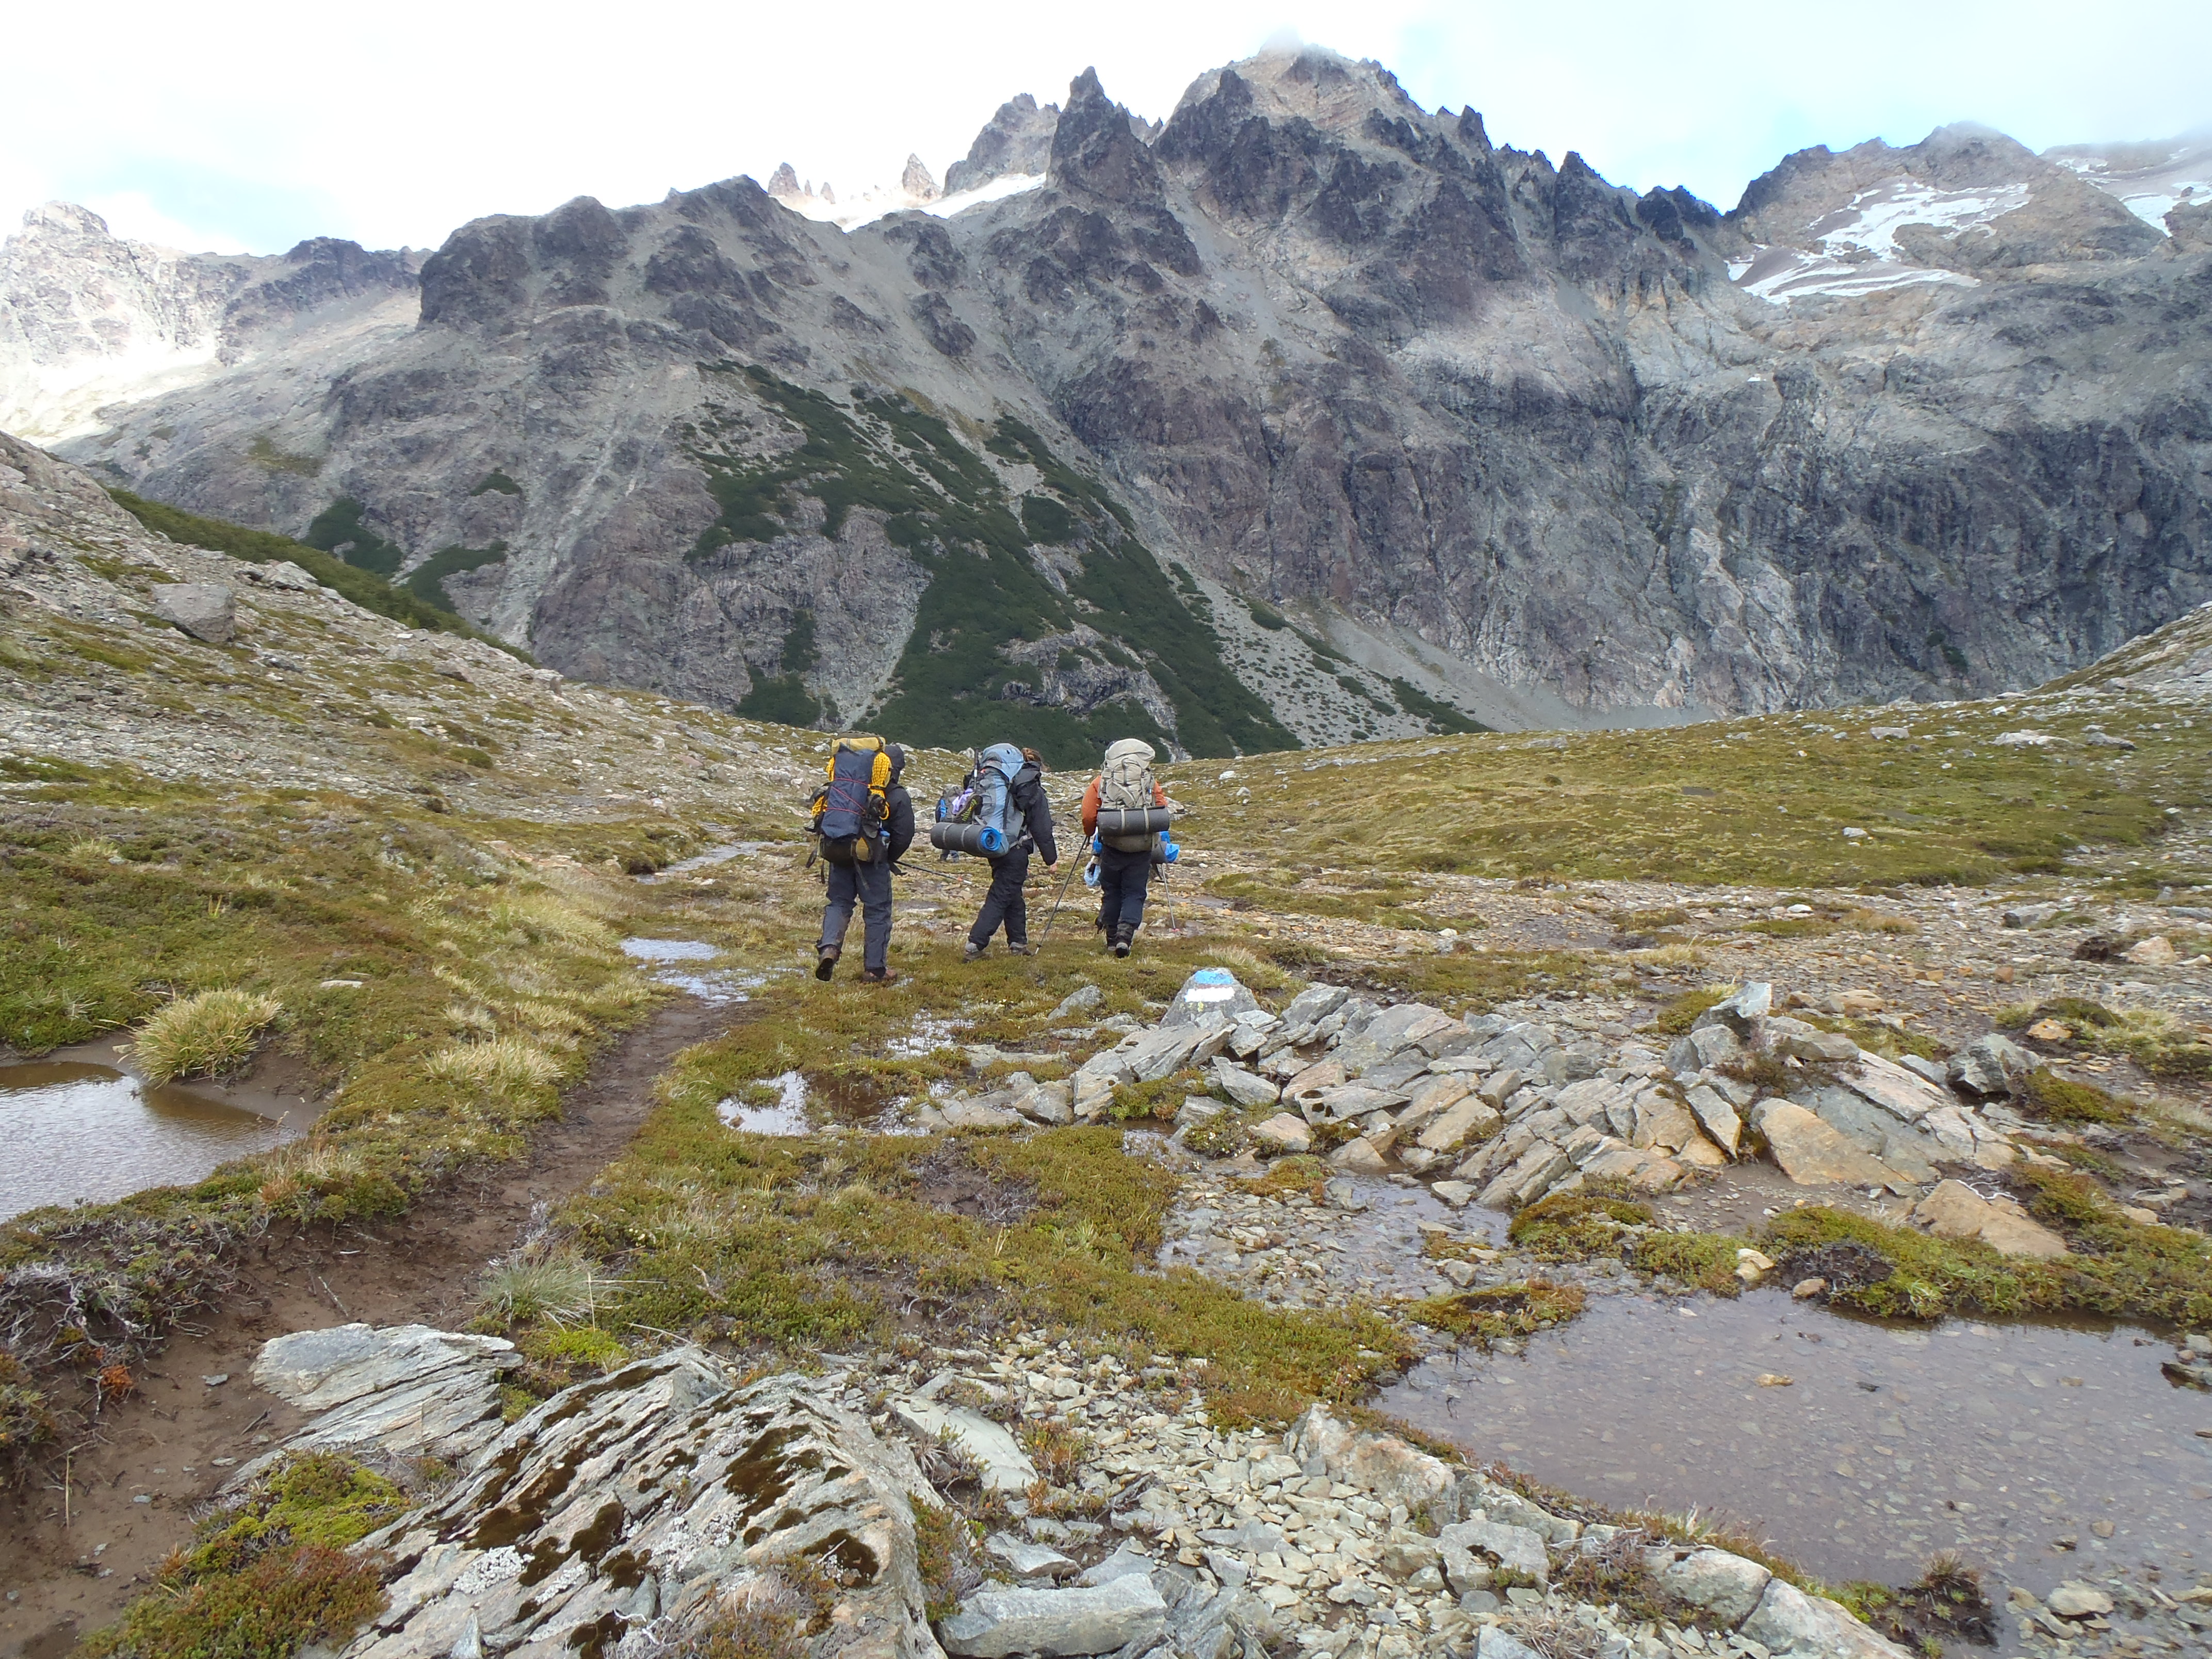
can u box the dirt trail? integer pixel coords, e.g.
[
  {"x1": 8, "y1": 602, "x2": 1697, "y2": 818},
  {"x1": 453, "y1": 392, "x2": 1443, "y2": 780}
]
[{"x1": 0, "y1": 993, "x2": 729, "y2": 1659}]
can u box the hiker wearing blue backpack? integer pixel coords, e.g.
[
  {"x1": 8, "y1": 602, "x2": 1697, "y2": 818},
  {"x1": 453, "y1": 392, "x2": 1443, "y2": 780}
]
[
  {"x1": 938, "y1": 742, "x2": 1057, "y2": 958},
  {"x1": 810, "y1": 737, "x2": 915, "y2": 984}
]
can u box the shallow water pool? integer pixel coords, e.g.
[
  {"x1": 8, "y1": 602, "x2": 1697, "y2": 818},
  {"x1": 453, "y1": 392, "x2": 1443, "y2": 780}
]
[
  {"x1": 0, "y1": 1050, "x2": 314, "y2": 1221},
  {"x1": 1381, "y1": 1288, "x2": 2210, "y2": 1603}
]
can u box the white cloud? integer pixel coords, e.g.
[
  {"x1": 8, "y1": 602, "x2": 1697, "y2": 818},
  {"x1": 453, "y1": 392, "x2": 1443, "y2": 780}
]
[
  {"x1": 1, "y1": 0, "x2": 2206, "y2": 257},
  {"x1": 77, "y1": 192, "x2": 255, "y2": 255}
]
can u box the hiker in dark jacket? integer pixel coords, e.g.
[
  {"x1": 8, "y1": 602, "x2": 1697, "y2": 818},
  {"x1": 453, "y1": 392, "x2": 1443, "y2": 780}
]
[
  {"x1": 817, "y1": 743, "x2": 915, "y2": 984},
  {"x1": 964, "y1": 743, "x2": 1058, "y2": 958}
]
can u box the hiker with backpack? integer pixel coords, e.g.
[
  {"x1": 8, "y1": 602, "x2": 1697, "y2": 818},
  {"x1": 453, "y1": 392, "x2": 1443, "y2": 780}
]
[
  {"x1": 811, "y1": 736, "x2": 914, "y2": 984},
  {"x1": 934, "y1": 741, "x2": 1057, "y2": 958},
  {"x1": 1081, "y1": 737, "x2": 1171, "y2": 958}
]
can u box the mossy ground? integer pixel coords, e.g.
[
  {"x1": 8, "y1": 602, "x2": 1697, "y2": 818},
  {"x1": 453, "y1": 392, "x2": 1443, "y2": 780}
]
[{"x1": 80, "y1": 1453, "x2": 405, "y2": 1659}]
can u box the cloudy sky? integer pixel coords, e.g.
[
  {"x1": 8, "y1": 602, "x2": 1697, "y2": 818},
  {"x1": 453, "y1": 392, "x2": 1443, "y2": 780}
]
[{"x1": 5, "y1": 0, "x2": 2207, "y2": 255}]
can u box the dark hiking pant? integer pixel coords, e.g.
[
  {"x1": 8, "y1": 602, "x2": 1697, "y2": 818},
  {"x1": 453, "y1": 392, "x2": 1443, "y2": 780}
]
[
  {"x1": 1096, "y1": 845, "x2": 1151, "y2": 940},
  {"x1": 820, "y1": 856, "x2": 892, "y2": 971},
  {"x1": 968, "y1": 847, "x2": 1031, "y2": 948}
]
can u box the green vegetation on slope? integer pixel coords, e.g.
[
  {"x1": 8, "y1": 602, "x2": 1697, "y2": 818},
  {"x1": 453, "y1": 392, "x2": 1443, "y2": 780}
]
[
  {"x1": 403, "y1": 542, "x2": 508, "y2": 613},
  {"x1": 681, "y1": 370, "x2": 1293, "y2": 762},
  {"x1": 303, "y1": 496, "x2": 404, "y2": 577},
  {"x1": 1163, "y1": 698, "x2": 2209, "y2": 888},
  {"x1": 106, "y1": 490, "x2": 514, "y2": 653}
]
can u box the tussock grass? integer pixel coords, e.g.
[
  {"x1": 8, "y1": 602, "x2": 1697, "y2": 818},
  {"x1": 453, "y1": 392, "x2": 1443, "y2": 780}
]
[
  {"x1": 425, "y1": 1035, "x2": 564, "y2": 1092},
  {"x1": 477, "y1": 1250, "x2": 597, "y2": 1324},
  {"x1": 130, "y1": 988, "x2": 283, "y2": 1083}
]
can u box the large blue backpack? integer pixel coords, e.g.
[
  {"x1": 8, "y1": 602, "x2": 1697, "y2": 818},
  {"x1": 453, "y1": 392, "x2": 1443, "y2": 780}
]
[{"x1": 972, "y1": 743, "x2": 1027, "y2": 852}]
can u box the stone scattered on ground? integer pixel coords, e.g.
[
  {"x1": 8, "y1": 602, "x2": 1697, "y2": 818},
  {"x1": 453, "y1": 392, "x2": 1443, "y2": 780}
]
[{"x1": 238, "y1": 1325, "x2": 1915, "y2": 1659}]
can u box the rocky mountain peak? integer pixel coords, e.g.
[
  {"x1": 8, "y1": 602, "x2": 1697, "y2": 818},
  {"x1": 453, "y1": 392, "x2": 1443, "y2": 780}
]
[
  {"x1": 900, "y1": 153, "x2": 941, "y2": 201},
  {"x1": 1049, "y1": 67, "x2": 1167, "y2": 205},
  {"x1": 944, "y1": 92, "x2": 1060, "y2": 194}
]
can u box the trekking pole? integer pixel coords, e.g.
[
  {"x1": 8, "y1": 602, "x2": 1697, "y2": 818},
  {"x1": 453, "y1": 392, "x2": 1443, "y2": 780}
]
[{"x1": 1034, "y1": 824, "x2": 1084, "y2": 954}]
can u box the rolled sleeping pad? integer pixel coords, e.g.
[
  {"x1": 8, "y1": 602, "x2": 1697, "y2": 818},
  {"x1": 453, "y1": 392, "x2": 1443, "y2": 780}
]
[
  {"x1": 1094, "y1": 806, "x2": 1173, "y2": 837},
  {"x1": 929, "y1": 820, "x2": 1007, "y2": 856}
]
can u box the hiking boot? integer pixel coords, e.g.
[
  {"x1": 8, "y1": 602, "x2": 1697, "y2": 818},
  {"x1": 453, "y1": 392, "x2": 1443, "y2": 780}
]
[
  {"x1": 963, "y1": 941, "x2": 985, "y2": 961},
  {"x1": 1111, "y1": 928, "x2": 1133, "y2": 959},
  {"x1": 1006, "y1": 941, "x2": 1036, "y2": 956},
  {"x1": 861, "y1": 968, "x2": 899, "y2": 985},
  {"x1": 815, "y1": 946, "x2": 839, "y2": 981}
]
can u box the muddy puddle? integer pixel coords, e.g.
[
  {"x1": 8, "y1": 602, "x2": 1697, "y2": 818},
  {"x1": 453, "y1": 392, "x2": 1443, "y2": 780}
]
[
  {"x1": 621, "y1": 937, "x2": 766, "y2": 1006},
  {"x1": 0, "y1": 1039, "x2": 317, "y2": 1221},
  {"x1": 718, "y1": 1069, "x2": 812, "y2": 1135},
  {"x1": 637, "y1": 842, "x2": 776, "y2": 883},
  {"x1": 1382, "y1": 1288, "x2": 2211, "y2": 1604}
]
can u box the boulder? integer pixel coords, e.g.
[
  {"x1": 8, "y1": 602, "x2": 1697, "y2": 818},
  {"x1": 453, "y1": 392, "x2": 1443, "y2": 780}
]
[
  {"x1": 986, "y1": 1534, "x2": 1080, "y2": 1579},
  {"x1": 1250, "y1": 1114, "x2": 1311, "y2": 1154},
  {"x1": 244, "y1": 559, "x2": 318, "y2": 591},
  {"x1": 1416, "y1": 1094, "x2": 1503, "y2": 1154},
  {"x1": 1277, "y1": 983, "x2": 1348, "y2": 1028},
  {"x1": 1772, "y1": 1027, "x2": 1861, "y2": 1064},
  {"x1": 1050, "y1": 983, "x2": 1103, "y2": 1021},
  {"x1": 942, "y1": 1098, "x2": 1026, "y2": 1131},
  {"x1": 1652, "y1": 1549, "x2": 1771, "y2": 1625},
  {"x1": 1016, "y1": 1081, "x2": 1075, "y2": 1125},
  {"x1": 892, "y1": 1398, "x2": 1040, "y2": 1490},
  {"x1": 1667, "y1": 1024, "x2": 1744, "y2": 1075},
  {"x1": 1310, "y1": 1083, "x2": 1408, "y2": 1120},
  {"x1": 1682, "y1": 1084, "x2": 1743, "y2": 1156},
  {"x1": 242, "y1": 1323, "x2": 516, "y2": 1478},
  {"x1": 1162, "y1": 968, "x2": 1260, "y2": 1029},
  {"x1": 1336, "y1": 1003, "x2": 1457, "y2": 1074},
  {"x1": 1396, "y1": 1075, "x2": 1472, "y2": 1132},
  {"x1": 1753, "y1": 1101, "x2": 1917, "y2": 1192},
  {"x1": 1475, "y1": 1067, "x2": 1525, "y2": 1107},
  {"x1": 1914, "y1": 1179, "x2": 2069, "y2": 1258},
  {"x1": 1694, "y1": 982, "x2": 1772, "y2": 1038},
  {"x1": 1326, "y1": 1137, "x2": 1389, "y2": 1175},
  {"x1": 939, "y1": 1574, "x2": 1168, "y2": 1657},
  {"x1": 1438, "y1": 1519, "x2": 1548, "y2": 1587},
  {"x1": 1739, "y1": 1577, "x2": 1913, "y2": 1657},
  {"x1": 1837, "y1": 1053, "x2": 1952, "y2": 1123},
  {"x1": 338, "y1": 1355, "x2": 937, "y2": 1659},
  {"x1": 1289, "y1": 1403, "x2": 1455, "y2": 1510},
  {"x1": 2123, "y1": 936, "x2": 2177, "y2": 966},
  {"x1": 1282, "y1": 1058, "x2": 1347, "y2": 1099},
  {"x1": 1212, "y1": 1061, "x2": 1279, "y2": 1107},
  {"x1": 1948, "y1": 1033, "x2": 2033, "y2": 1099},
  {"x1": 1631, "y1": 1094, "x2": 1699, "y2": 1153},
  {"x1": 153, "y1": 580, "x2": 237, "y2": 643},
  {"x1": 2046, "y1": 1582, "x2": 2116, "y2": 1618}
]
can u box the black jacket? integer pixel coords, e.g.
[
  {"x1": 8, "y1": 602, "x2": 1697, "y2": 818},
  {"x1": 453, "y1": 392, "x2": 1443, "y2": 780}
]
[
  {"x1": 885, "y1": 785, "x2": 915, "y2": 863},
  {"x1": 1010, "y1": 765, "x2": 1058, "y2": 864}
]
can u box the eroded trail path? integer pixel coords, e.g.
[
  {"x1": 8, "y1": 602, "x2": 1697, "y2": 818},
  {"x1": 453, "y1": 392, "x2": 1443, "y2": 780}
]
[{"x1": 0, "y1": 993, "x2": 731, "y2": 1659}]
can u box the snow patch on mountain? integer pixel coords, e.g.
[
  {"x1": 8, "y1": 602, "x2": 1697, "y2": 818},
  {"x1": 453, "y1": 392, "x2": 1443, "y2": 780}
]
[
  {"x1": 1729, "y1": 176, "x2": 2028, "y2": 304},
  {"x1": 2049, "y1": 137, "x2": 2212, "y2": 229}
]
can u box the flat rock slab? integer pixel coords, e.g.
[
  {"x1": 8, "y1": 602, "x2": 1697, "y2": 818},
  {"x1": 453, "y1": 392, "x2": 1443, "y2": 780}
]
[
  {"x1": 1755, "y1": 1101, "x2": 1917, "y2": 1193},
  {"x1": 240, "y1": 1323, "x2": 517, "y2": 1480},
  {"x1": 337, "y1": 1353, "x2": 938, "y2": 1659},
  {"x1": 939, "y1": 1574, "x2": 1167, "y2": 1657},
  {"x1": 1915, "y1": 1178, "x2": 2070, "y2": 1258},
  {"x1": 891, "y1": 1398, "x2": 1039, "y2": 1491},
  {"x1": 1290, "y1": 1404, "x2": 1453, "y2": 1511},
  {"x1": 1740, "y1": 1577, "x2": 1913, "y2": 1657}
]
